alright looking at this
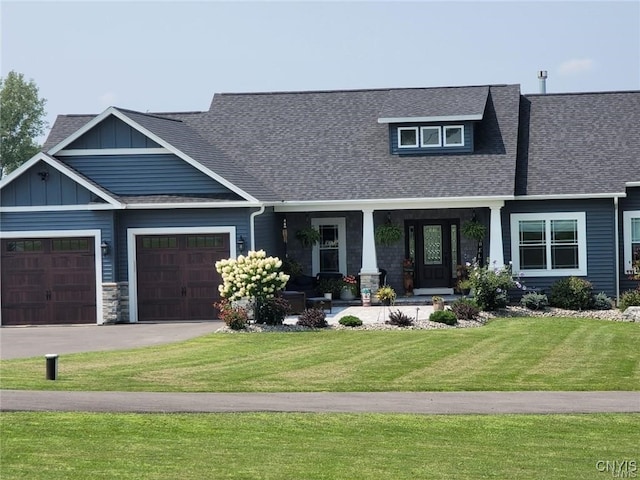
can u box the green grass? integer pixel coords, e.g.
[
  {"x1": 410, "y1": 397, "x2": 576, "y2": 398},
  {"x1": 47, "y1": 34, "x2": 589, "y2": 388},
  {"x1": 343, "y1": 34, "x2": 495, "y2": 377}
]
[
  {"x1": 1, "y1": 318, "x2": 639, "y2": 392},
  {"x1": 2, "y1": 412, "x2": 638, "y2": 479}
]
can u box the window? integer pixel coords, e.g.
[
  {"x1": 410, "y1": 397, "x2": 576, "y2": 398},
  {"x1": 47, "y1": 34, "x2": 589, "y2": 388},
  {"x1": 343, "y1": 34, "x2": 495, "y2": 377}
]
[
  {"x1": 398, "y1": 127, "x2": 418, "y2": 148},
  {"x1": 623, "y1": 211, "x2": 640, "y2": 275},
  {"x1": 311, "y1": 217, "x2": 347, "y2": 274},
  {"x1": 443, "y1": 125, "x2": 464, "y2": 146},
  {"x1": 420, "y1": 126, "x2": 441, "y2": 147},
  {"x1": 510, "y1": 212, "x2": 587, "y2": 276},
  {"x1": 398, "y1": 125, "x2": 465, "y2": 149}
]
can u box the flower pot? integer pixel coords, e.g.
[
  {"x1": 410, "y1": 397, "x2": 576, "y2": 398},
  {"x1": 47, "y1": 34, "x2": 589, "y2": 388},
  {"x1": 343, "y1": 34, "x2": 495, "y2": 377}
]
[
  {"x1": 340, "y1": 288, "x2": 355, "y2": 301},
  {"x1": 433, "y1": 300, "x2": 445, "y2": 311},
  {"x1": 324, "y1": 292, "x2": 332, "y2": 300}
]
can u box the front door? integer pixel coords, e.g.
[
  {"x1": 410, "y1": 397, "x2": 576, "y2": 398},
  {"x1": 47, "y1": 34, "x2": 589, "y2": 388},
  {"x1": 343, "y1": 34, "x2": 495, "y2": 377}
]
[{"x1": 409, "y1": 220, "x2": 459, "y2": 289}]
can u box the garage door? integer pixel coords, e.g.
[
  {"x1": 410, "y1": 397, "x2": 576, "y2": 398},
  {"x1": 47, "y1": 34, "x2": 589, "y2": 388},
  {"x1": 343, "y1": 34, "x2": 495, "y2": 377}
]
[
  {"x1": 136, "y1": 233, "x2": 229, "y2": 322},
  {"x1": 1, "y1": 238, "x2": 97, "y2": 325}
]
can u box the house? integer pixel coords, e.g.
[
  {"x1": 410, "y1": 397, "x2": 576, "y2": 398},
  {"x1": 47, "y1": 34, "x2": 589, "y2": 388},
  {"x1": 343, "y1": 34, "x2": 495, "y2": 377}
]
[{"x1": 1, "y1": 83, "x2": 638, "y2": 325}]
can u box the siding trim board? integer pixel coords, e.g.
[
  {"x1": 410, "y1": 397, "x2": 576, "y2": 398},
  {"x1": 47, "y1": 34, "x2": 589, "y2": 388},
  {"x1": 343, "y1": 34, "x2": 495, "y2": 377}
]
[
  {"x1": 56, "y1": 148, "x2": 170, "y2": 156},
  {"x1": 0, "y1": 229, "x2": 105, "y2": 325},
  {"x1": 47, "y1": 107, "x2": 260, "y2": 204},
  {"x1": 126, "y1": 226, "x2": 237, "y2": 323}
]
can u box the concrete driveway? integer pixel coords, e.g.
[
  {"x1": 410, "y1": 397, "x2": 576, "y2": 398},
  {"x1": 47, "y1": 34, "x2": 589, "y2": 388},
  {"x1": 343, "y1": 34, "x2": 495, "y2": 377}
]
[{"x1": 0, "y1": 321, "x2": 224, "y2": 360}]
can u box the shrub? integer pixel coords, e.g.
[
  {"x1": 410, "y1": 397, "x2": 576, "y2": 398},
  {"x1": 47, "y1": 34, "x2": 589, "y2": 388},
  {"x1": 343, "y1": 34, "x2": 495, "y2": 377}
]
[
  {"x1": 297, "y1": 308, "x2": 328, "y2": 328},
  {"x1": 468, "y1": 262, "x2": 520, "y2": 311},
  {"x1": 450, "y1": 297, "x2": 480, "y2": 320},
  {"x1": 520, "y1": 292, "x2": 549, "y2": 311},
  {"x1": 429, "y1": 310, "x2": 457, "y2": 325},
  {"x1": 338, "y1": 315, "x2": 363, "y2": 327},
  {"x1": 619, "y1": 286, "x2": 640, "y2": 311},
  {"x1": 386, "y1": 309, "x2": 414, "y2": 327},
  {"x1": 255, "y1": 296, "x2": 291, "y2": 325},
  {"x1": 549, "y1": 277, "x2": 593, "y2": 310},
  {"x1": 592, "y1": 292, "x2": 613, "y2": 311},
  {"x1": 214, "y1": 300, "x2": 249, "y2": 330}
]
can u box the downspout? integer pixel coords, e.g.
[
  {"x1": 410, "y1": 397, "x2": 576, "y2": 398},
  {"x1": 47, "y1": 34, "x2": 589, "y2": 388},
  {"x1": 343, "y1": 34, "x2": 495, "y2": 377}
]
[
  {"x1": 249, "y1": 205, "x2": 266, "y2": 251},
  {"x1": 614, "y1": 196, "x2": 620, "y2": 304}
]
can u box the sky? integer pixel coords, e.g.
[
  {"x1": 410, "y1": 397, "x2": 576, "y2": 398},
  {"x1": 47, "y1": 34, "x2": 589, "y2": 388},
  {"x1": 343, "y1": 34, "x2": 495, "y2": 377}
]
[{"x1": 2, "y1": 0, "x2": 639, "y2": 141}]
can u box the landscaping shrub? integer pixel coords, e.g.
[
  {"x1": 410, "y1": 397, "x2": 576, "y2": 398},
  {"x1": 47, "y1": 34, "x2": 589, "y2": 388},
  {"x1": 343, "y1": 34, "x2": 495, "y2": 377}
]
[
  {"x1": 468, "y1": 261, "x2": 521, "y2": 311},
  {"x1": 255, "y1": 296, "x2": 291, "y2": 325},
  {"x1": 549, "y1": 277, "x2": 593, "y2": 310},
  {"x1": 338, "y1": 315, "x2": 363, "y2": 327},
  {"x1": 450, "y1": 297, "x2": 480, "y2": 320},
  {"x1": 619, "y1": 286, "x2": 640, "y2": 311},
  {"x1": 297, "y1": 308, "x2": 328, "y2": 328},
  {"x1": 214, "y1": 301, "x2": 249, "y2": 330},
  {"x1": 592, "y1": 292, "x2": 613, "y2": 310},
  {"x1": 520, "y1": 292, "x2": 549, "y2": 311},
  {"x1": 429, "y1": 310, "x2": 457, "y2": 325},
  {"x1": 386, "y1": 309, "x2": 414, "y2": 327}
]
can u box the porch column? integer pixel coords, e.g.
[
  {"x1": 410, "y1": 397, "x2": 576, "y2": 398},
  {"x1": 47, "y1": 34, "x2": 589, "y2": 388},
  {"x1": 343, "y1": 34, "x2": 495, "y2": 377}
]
[
  {"x1": 360, "y1": 208, "x2": 378, "y2": 274},
  {"x1": 488, "y1": 204, "x2": 505, "y2": 267}
]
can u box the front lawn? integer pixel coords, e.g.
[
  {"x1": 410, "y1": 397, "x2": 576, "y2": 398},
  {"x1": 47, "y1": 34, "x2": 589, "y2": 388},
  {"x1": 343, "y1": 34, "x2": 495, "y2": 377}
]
[
  {"x1": 2, "y1": 412, "x2": 638, "y2": 480},
  {"x1": 1, "y1": 317, "x2": 638, "y2": 392}
]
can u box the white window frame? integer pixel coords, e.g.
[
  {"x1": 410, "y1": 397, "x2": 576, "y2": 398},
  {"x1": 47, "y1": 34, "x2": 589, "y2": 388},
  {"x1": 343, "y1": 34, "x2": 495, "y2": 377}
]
[
  {"x1": 443, "y1": 125, "x2": 465, "y2": 147},
  {"x1": 623, "y1": 210, "x2": 640, "y2": 275},
  {"x1": 420, "y1": 126, "x2": 442, "y2": 147},
  {"x1": 398, "y1": 127, "x2": 419, "y2": 148},
  {"x1": 510, "y1": 212, "x2": 587, "y2": 277},
  {"x1": 311, "y1": 217, "x2": 346, "y2": 275}
]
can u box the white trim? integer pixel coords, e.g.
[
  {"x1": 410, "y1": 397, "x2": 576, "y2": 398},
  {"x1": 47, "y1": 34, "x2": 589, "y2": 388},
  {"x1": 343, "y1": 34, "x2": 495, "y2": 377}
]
[
  {"x1": 514, "y1": 192, "x2": 626, "y2": 200},
  {"x1": 378, "y1": 114, "x2": 483, "y2": 124},
  {"x1": 311, "y1": 217, "x2": 347, "y2": 275},
  {"x1": 0, "y1": 229, "x2": 104, "y2": 325},
  {"x1": 47, "y1": 107, "x2": 260, "y2": 203},
  {"x1": 510, "y1": 212, "x2": 587, "y2": 277},
  {"x1": 397, "y1": 126, "x2": 419, "y2": 148},
  {"x1": 622, "y1": 210, "x2": 640, "y2": 275},
  {"x1": 420, "y1": 126, "x2": 442, "y2": 148},
  {"x1": 126, "y1": 226, "x2": 235, "y2": 323},
  {"x1": 124, "y1": 201, "x2": 261, "y2": 209},
  {"x1": 56, "y1": 148, "x2": 169, "y2": 156},
  {"x1": 443, "y1": 125, "x2": 465, "y2": 147},
  {"x1": 0, "y1": 152, "x2": 123, "y2": 208},
  {"x1": 1, "y1": 204, "x2": 117, "y2": 212},
  {"x1": 626, "y1": 181, "x2": 640, "y2": 187},
  {"x1": 274, "y1": 197, "x2": 512, "y2": 212}
]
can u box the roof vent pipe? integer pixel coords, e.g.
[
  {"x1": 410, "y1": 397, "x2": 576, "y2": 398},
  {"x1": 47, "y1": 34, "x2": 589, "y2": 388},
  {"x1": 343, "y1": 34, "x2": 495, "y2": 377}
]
[{"x1": 538, "y1": 70, "x2": 548, "y2": 94}]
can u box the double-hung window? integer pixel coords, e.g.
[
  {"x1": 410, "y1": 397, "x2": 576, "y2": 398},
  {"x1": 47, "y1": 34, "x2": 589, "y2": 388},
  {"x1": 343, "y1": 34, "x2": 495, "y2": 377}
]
[
  {"x1": 623, "y1": 211, "x2": 640, "y2": 275},
  {"x1": 510, "y1": 212, "x2": 587, "y2": 276}
]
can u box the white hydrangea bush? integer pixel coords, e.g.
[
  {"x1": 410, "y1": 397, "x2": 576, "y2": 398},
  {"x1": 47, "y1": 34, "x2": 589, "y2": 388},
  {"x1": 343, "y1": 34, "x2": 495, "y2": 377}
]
[{"x1": 215, "y1": 250, "x2": 290, "y2": 302}]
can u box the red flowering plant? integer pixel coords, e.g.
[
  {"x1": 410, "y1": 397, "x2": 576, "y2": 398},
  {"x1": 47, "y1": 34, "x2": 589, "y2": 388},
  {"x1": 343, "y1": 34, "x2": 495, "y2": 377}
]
[{"x1": 342, "y1": 274, "x2": 358, "y2": 295}]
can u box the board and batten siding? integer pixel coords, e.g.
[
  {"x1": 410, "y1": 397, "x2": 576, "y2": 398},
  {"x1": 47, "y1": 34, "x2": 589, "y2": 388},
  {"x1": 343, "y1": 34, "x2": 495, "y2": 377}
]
[
  {"x1": 1, "y1": 160, "x2": 97, "y2": 207},
  {"x1": 67, "y1": 115, "x2": 162, "y2": 149},
  {"x1": 62, "y1": 154, "x2": 237, "y2": 196},
  {"x1": 0, "y1": 210, "x2": 116, "y2": 282},
  {"x1": 619, "y1": 187, "x2": 640, "y2": 293},
  {"x1": 502, "y1": 198, "x2": 616, "y2": 297},
  {"x1": 115, "y1": 208, "x2": 252, "y2": 282}
]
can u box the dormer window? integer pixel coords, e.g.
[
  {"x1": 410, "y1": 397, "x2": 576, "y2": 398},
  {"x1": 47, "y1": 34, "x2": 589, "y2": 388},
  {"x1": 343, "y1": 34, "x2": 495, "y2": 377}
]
[{"x1": 397, "y1": 124, "x2": 467, "y2": 152}]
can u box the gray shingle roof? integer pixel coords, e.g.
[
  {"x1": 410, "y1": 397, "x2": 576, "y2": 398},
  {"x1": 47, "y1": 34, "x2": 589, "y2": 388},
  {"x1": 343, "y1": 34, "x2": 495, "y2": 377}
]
[{"x1": 519, "y1": 91, "x2": 640, "y2": 196}]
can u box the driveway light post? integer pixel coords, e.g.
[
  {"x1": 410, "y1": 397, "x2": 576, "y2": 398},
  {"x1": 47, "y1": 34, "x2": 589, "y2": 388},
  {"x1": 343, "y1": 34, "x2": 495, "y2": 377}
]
[{"x1": 45, "y1": 354, "x2": 58, "y2": 380}]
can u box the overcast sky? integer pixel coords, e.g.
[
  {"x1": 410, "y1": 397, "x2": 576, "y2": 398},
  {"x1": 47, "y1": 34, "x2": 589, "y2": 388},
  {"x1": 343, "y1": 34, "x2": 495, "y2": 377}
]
[{"x1": 2, "y1": 1, "x2": 639, "y2": 141}]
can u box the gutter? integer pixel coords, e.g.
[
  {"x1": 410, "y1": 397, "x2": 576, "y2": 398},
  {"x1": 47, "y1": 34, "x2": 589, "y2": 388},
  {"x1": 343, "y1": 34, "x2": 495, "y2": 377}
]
[
  {"x1": 614, "y1": 196, "x2": 621, "y2": 304},
  {"x1": 249, "y1": 205, "x2": 266, "y2": 251}
]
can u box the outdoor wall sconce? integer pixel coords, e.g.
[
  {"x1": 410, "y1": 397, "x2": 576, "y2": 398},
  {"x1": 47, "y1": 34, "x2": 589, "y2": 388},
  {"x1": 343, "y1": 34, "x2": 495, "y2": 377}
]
[
  {"x1": 37, "y1": 170, "x2": 49, "y2": 181},
  {"x1": 100, "y1": 241, "x2": 110, "y2": 257},
  {"x1": 237, "y1": 236, "x2": 245, "y2": 254}
]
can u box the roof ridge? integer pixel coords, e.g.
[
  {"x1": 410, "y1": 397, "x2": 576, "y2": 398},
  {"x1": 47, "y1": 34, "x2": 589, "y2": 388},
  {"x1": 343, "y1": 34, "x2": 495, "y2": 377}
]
[
  {"x1": 525, "y1": 89, "x2": 640, "y2": 97},
  {"x1": 114, "y1": 107, "x2": 184, "y2": 123}
]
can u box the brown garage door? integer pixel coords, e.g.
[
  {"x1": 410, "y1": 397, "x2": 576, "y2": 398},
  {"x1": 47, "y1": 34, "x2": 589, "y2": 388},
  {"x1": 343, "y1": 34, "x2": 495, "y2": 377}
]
[
  {"x1": 136, "y1": 233, "x2": 229, "y2": 322},
  {"x1": 1, "y1": 238, "x2": 96, "y2": 325}
]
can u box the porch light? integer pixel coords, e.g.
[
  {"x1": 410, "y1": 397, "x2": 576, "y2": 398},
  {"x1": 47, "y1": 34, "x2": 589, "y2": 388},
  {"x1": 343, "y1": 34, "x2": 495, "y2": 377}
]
[
  {"x1": 237, "y1": 236, "x2": 246, "y2": 254},
  {"x1": 100, "y1": 241, "x2": 110, "y2": 257}
]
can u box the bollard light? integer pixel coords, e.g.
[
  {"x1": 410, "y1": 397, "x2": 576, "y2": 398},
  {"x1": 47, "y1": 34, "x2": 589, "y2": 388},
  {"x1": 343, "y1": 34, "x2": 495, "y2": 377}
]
[{"x1": 45, "y1": 354, "x2": 58, "y2": 380}]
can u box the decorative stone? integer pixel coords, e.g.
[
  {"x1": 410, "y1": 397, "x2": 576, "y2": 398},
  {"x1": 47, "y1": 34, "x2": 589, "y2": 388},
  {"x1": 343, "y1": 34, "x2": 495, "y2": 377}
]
[{"x1": 622, "y1": 306, "x2": 640, "y2": 322}]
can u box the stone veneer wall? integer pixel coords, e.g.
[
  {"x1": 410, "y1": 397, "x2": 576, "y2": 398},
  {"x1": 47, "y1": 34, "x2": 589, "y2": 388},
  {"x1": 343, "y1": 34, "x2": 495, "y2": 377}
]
[{"x1": 101, "y1": 282, "x2": 130, "y2": 324}]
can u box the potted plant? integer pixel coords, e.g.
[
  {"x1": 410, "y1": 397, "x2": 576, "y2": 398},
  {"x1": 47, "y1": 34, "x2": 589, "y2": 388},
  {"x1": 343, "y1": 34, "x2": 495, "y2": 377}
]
[
  {"x1": 457, "y1": 278, "x2": 472, "y2": 295},
  {"x1": 340, "y1": 275, "x2": 358, "y2": 300},
  {"x1": 376, "y1": 285, "x2": 396, "y2": 306},
  {"x1": 316, "y1": 277, "x2": 342, "y2": 299},
  {"x1": 295, "y1": 227, "x2": 321, "y2": 248},
  {"x1": 432, "y1": 295, "x2": 445, "y2": 311},
  {"x1": 374, "y1": 223, "x2": 403, "y2": 246},
  {"x1": 461, "y1": 219, "x2": 486, "y2": 263}
]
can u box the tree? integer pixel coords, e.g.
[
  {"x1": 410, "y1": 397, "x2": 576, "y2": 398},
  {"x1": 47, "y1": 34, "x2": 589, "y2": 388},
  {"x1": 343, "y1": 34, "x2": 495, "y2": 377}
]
[{"x1": 0, "y1": 71, "x2": 47, "y2": 176}]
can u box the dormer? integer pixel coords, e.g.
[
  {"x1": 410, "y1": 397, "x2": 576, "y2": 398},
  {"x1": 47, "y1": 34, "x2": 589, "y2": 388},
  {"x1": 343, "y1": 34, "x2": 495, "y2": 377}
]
[{"x1": 378, "y1": 86, "x2": 489, "y2": 155}]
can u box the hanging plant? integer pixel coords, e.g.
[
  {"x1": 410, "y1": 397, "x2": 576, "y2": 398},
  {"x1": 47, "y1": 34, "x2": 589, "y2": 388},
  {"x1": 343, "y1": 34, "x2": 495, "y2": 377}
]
[
  {"x1": 461, "y1": 219, "x2": 487, "y2": 242},
  {"x1": 295, "y1": 226, "x2": 321, "y2": 248},
  {"x1": 374, "y1": 223, "x2": 403, "y2": 246}
]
